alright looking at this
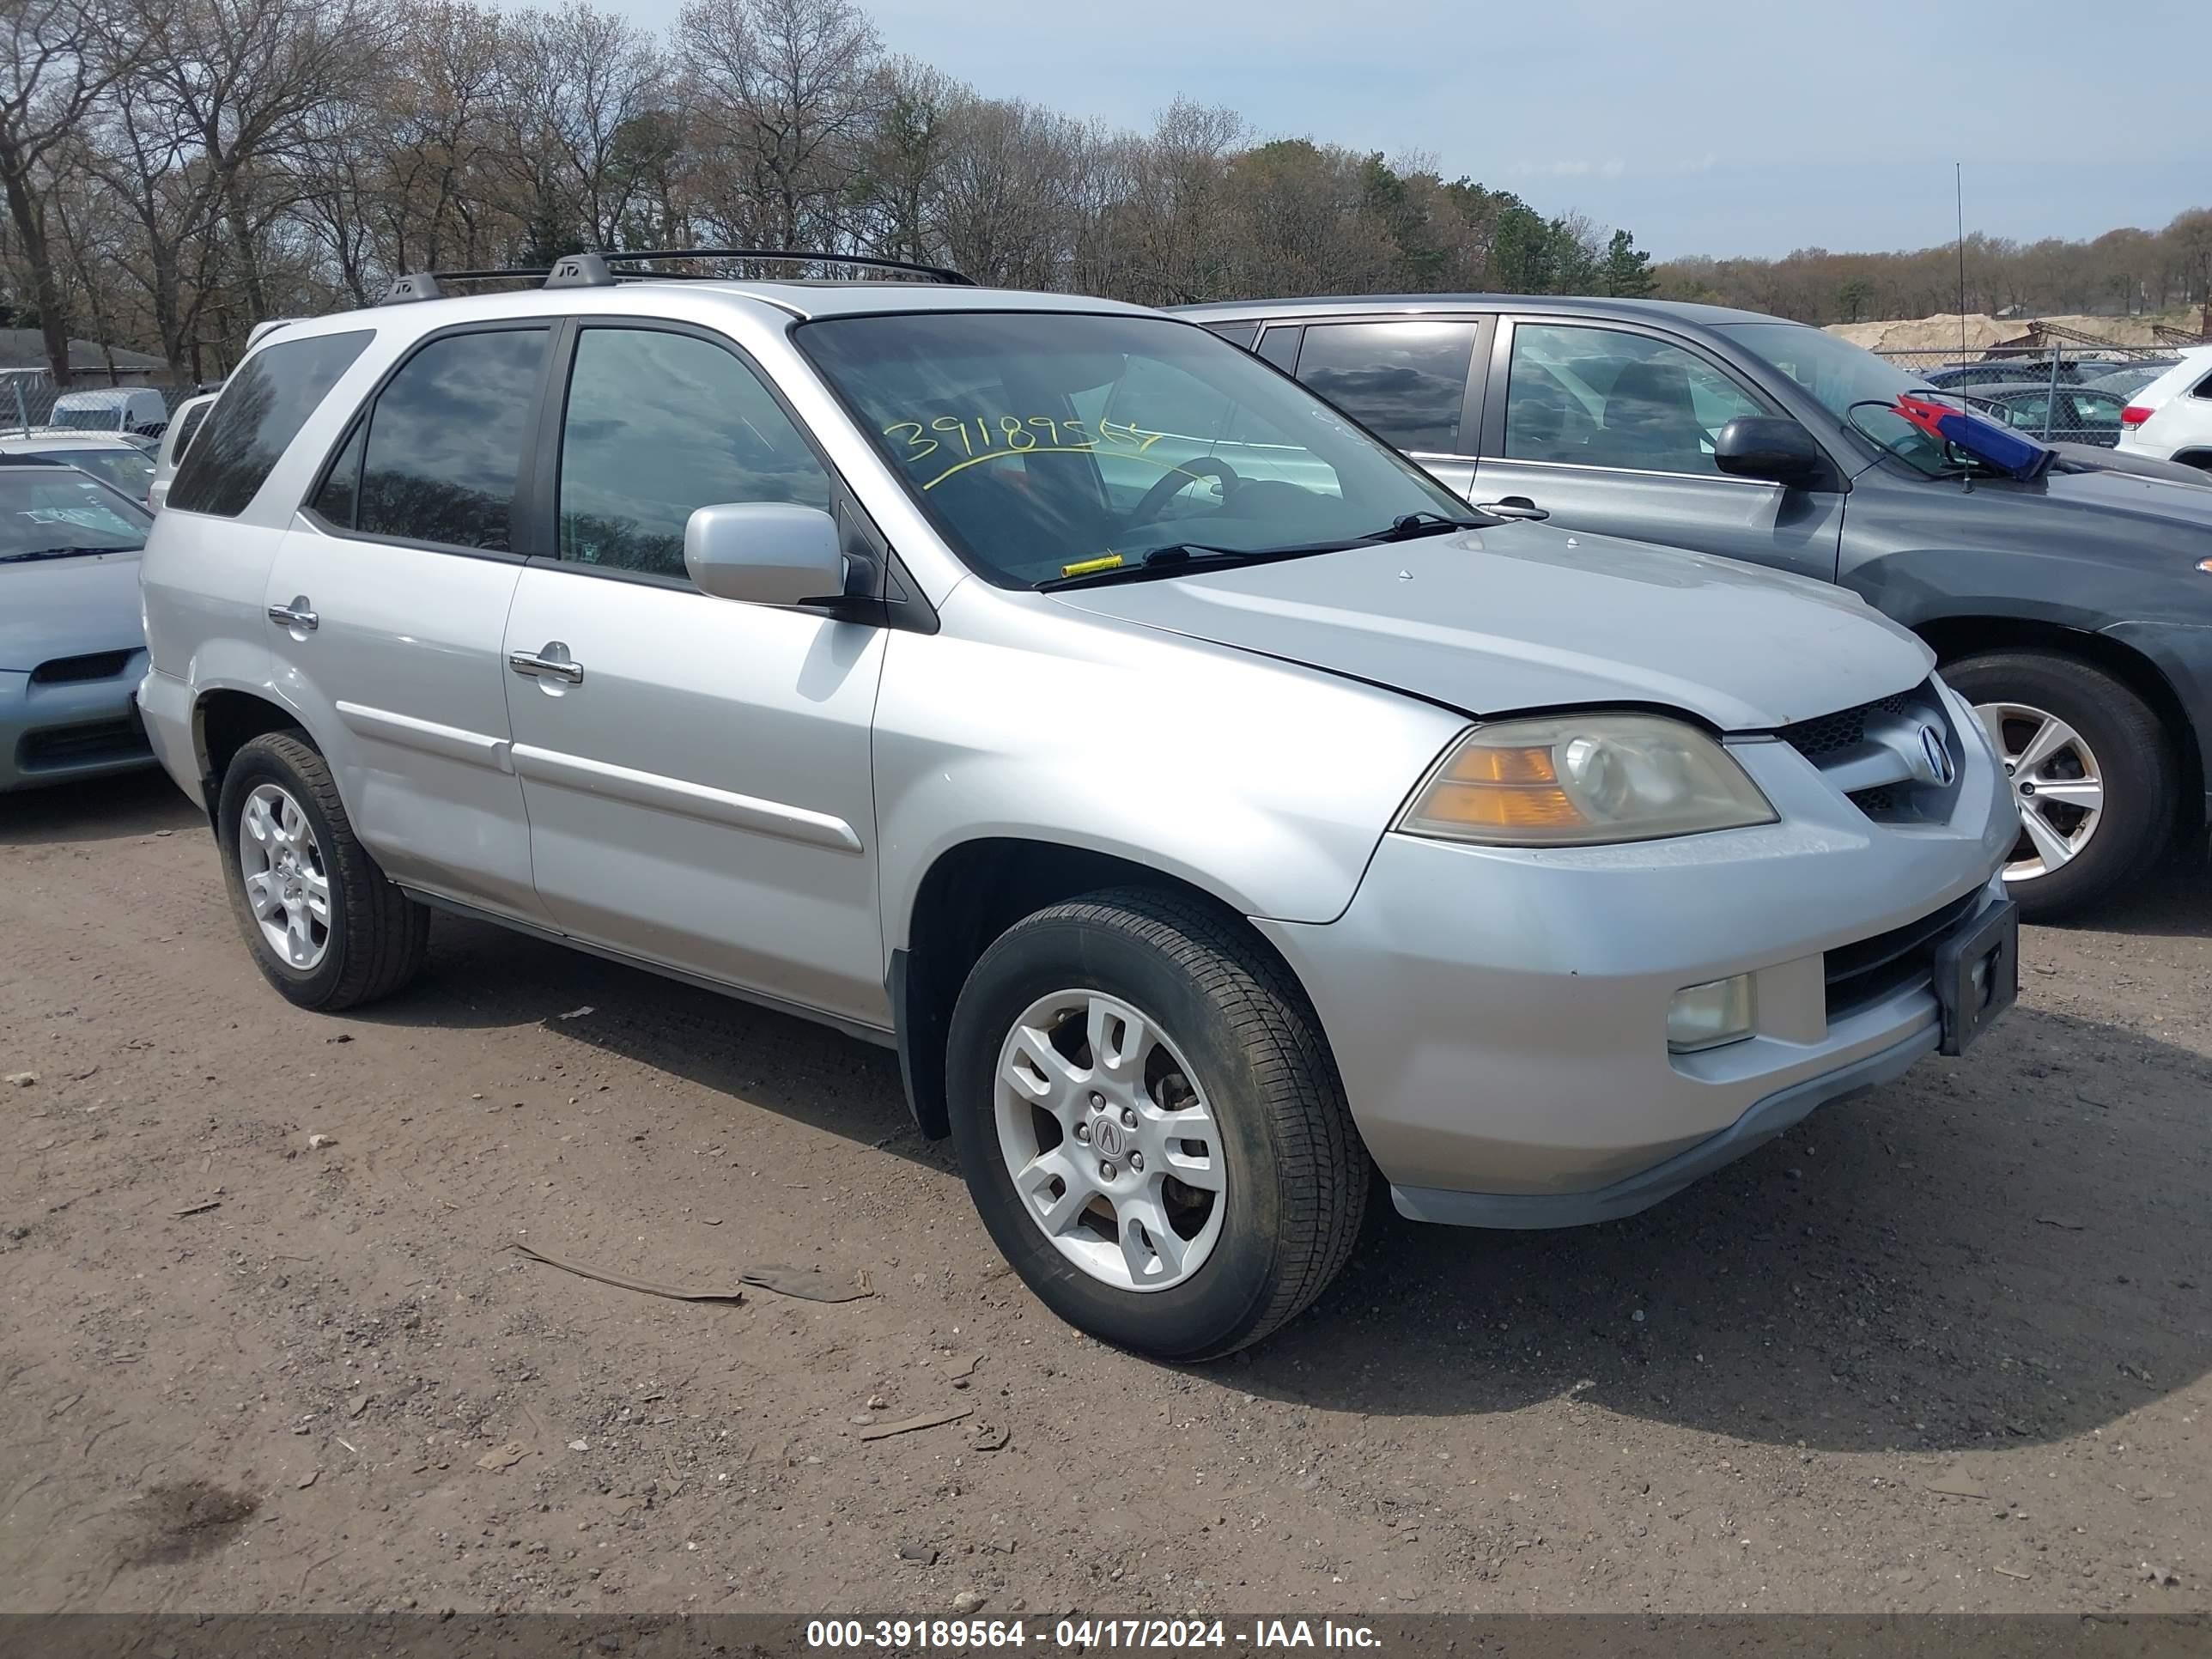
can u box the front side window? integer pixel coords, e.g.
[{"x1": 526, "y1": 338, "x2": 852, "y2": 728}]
[
  {"x1": 1503, "y1": 323, "x2": 1763, "y2": 476},
  {"x1": 556, "y1": 328, "x2": 832, "y2": 581},
  {"x1": 356, "y1": 328, "x2": 547, "y2": 551},
  {"x1": 1296, "y1": 320, "x2": 1477, "y2": 453},
  {"x1": 169, "y1": 330, "x2": 373, "y2": 518},
  {"x1": 799, "y1": 311, "x2": 1467, "y2": 588}
]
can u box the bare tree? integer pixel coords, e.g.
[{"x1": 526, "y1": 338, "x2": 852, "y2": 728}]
[{"x1": 0, "y1": 0, "x2": 143, "y2": 380}]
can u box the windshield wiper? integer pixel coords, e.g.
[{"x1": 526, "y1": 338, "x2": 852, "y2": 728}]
[
  {"x1": 0, "y1": 544, "x2": 139, "y2": 563},
  {"x1": 1037, "y1": 538, "x2": 1360, "y2": 591},
  {"x1": 1363, "y1": 511, "x2": 1487, "y2": 541}
]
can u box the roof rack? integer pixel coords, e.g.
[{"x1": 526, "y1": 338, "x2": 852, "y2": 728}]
[{"x1": 375, "y1": 248, "x2": 973, "y2": 305}]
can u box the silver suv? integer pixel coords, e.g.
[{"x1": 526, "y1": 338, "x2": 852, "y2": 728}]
[{"x1": 137, "y1": 253, "x2": 2021, "y2": 1358}]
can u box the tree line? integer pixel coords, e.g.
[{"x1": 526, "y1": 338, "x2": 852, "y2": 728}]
[
  {"x1": 1656, "y1": 216, "x2": 2212, "y2": 330},
  {"x1": 0, "y1": 0, "x2": 1658, "y2": 385}
]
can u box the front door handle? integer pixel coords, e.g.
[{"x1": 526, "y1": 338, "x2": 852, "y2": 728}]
[
  {"x1": 507, "y1": 644, "x2": 584, "y2": 684},
  {"x1": 1474, "y1": 496, "x2": 1550, "y2": 522},
  {"x1": 266, "y1": 596, "x2": 318, "y2": 630}
]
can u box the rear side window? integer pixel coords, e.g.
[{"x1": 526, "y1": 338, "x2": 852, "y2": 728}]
[
  {"x1": 172, "y1": 401, "x2": 210, "y2": 457},
  {"x1": 1295, "y1": 321, "x2": 1476, "y2": 453},
  {"x1": 168, "y1": 331, "x2": 373, "y2": 517},
  {"x1": 356, "y1": 328, "x2": 547, "y2": 552},
  {"x1": 1202, "y1": 322, "x2": 1258, "y2": 350}
]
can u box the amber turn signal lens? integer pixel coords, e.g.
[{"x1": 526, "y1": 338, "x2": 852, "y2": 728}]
[
  {"x1": 1442, "y1": 744, "x2": 1558, "y2": 786},
  {"x1": 1416, "y1": 781, "x2": 1584, "y2": 830}
]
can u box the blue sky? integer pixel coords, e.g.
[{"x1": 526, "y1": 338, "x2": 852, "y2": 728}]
[{"x1": 614, "y1": 0, "x2": 2201, "y2": 259}]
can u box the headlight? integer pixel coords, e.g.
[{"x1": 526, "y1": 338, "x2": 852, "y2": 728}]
[{"x1": 1397, "y1": 714, "x2": 1778, "y2": 847}]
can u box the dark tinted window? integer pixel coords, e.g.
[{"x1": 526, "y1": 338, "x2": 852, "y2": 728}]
[
  {"x1": 556, "y1": 327, "x2": 831, "y2": 580},
  {"x1": 169, "y1": 330, "x2": 373, "y2": 517},
  {"x1": 309, "y1": 420, "x2": 365, "y2": 528},
  {"x1": 1203, "y1": 322, "x2": 1258, "y2": 349},
  {"x1": 1257, "y1": 326, "x2": 1300, "y2": 371},
  {"x1": 358, "y1": 328, "x2": 545, "y2": 551},
  {"x1": 1296, "y1": 321, "x2": 1476, "y2": 452},
  {"x1": 173, "y1": 401, "x2": 210, "y2": 454}
]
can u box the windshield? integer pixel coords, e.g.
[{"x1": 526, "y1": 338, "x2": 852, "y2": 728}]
[
  {"x1": 0, "y1": 469, "x2": 152, "y2": 562},
  {"x1": 797, "y1": 311, "x2": 1471, "y2": 586},
  {"x1": 47, "y1": 448, "x2": 155, "y2": 499},
  {"x1": 48, "y1": 404, "x2": 125, "y2": 432},
  {"x1": 1717, "y1": 321, "x2": 1954, "y2": 475}
]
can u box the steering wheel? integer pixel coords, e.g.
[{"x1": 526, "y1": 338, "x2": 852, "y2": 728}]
[{"x1": 1122, "y1": 457, "x2": 1241, "y2": 532}]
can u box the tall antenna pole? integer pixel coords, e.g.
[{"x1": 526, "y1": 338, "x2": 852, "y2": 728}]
[{"x1": 1955, "y1": 161, "x2": 1968, "y2": 363}]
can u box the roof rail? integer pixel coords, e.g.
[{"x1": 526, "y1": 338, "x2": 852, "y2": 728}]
[{"x1": 374, "y1": 248, "x2": 973, "y2": 305}]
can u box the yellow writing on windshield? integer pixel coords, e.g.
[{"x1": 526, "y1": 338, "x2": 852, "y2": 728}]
[{"x1": 883, "y1": 415, "x2": 1175, "y2": 490}]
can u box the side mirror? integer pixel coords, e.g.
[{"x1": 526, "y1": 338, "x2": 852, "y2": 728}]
[
  {"x1": 684, "y1": 502, "x2": 845, "y2": 607},
  {"x1": 1713, "y1": 416, "x2": 1829, "y2": 489}
]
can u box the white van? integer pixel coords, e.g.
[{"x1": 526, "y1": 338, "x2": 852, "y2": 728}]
[{"x1": 44, "y1": 386, "x2": 172, "y2": 437}]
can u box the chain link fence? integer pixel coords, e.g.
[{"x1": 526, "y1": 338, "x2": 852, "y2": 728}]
[
  {"x1": 1869, "y1": 341, "x2": 2184, "y2": 447},
  {"x1": 0, "y1": 374, "x2": 208, "y2": 440}
]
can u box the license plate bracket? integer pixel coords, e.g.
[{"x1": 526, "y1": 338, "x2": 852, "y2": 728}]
[{"x1": 1934, "y1": 897, "x2": 2019, "y2": 1056}]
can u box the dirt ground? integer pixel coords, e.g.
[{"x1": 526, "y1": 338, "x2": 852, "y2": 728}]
[{"x1": 3, "y1": 771, "x2": 2208, "y2": 1618}]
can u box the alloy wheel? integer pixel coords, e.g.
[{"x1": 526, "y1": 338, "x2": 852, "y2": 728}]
[
  {"x1": 238, "y1": 781, "x2": 332, "y2": 970},
  {"x1": 1975, "y1": 700, "x2": 2106, "y2": 882},
  {"x1": 993, "y1": 989, "x2": 1227, "y2": 1292}
]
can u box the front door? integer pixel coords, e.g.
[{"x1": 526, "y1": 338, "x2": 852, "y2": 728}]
[
  {"x1": 501, "y1": 322, "x2": 889, "y2": 1027},
  {"x1": 1472, "y1": 318, "x2": 1846, "y2": 584},
  {"x1": 264, "y1": 324, "x2": 554, "y2": 921}
]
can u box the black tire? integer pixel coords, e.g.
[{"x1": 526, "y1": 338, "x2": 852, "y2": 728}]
[
  {"x1": 215, "y1": 731, "x2": 429, "y2": 1011},
  {"x1": 1942, "y1": 649, "x2": 2176, "y2": 921},
  {"x1": 945, "y1": 888, "x2": 1366, "y2": 1361}
]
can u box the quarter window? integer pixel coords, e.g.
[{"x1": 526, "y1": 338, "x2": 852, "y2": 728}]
[
  {"x1": 356, "y1": 328, "x2": 547, "y2": 551},
  {"x1": 1295, "y1": 321, "x2": 1476, "y2": 453},
  {"x1": 555, "y1": 327, "x2": 832, "y2": 581},
  {"x1": 1503, "y1": 323, "x2": 1764, "y2": 476},
  {"x1": 167, "y1": 330, "x2": 372, "y2": 518}
]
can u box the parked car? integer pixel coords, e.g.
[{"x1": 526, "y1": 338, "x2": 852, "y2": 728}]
[
  {"x1": 0, "y1": 430, "x2": 160, "y2": 502},
  {"x1": 137, "y1": 258, "x2": 2018, "y2": 1358},
  {"x1": 2117, "y1": 346, "x2": 2212, "y2": 474},
  {"x1": 0, "y1": 463, "x2": 158, "y2": 790},
  {"x1": 38, "y1": 386, "x2": 171, "y2": 439},
  {"x1": 1965, "y1": 381, "x2": 2130, "y2": 447},
  {"x1": 149, "y1": 391, "x2": 220, "y2": 510},
  {"x1": 2082, "y1": 360, "x2": 2179, "y2": 401},
  {"x1": 1182, "y1": 294, "x2": 2212, "y2": 918},
  {"x1": 1921, "y1": 359, "x2": 2091, "y2": 392}
]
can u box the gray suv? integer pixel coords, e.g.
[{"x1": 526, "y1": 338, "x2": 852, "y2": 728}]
[
  {"x1": 1181, "y1": 295, "x2": 2212, "y2": 918},
  {"x1": 138, "y1": 256, "x2": 2017, "y2": 1358}
]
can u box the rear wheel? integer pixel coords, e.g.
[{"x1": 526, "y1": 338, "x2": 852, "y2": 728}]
[
  {"x1": 1943, "y1": 650, "x2": 2175, "y2": 921},
  {"x1": 216, "y1": 732, "x2": 429, "y2": 1010},
  {"x1": 945, "y1": 889, "x2": 1365, "y2": 1360}
]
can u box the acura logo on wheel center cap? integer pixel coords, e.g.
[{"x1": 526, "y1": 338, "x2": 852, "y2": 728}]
[
  {"x1": 1917, "y1": 724, "x2": 1957, "y2": 788},
  {"x1": 1091, "y1": 1116, "x2": 1127, "y2": 1159}
]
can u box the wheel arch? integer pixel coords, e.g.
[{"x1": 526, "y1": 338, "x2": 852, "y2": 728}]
[
  {"x1": 1915, "y1": 613, "x2": 2202, "y2": 839},
  {"x1": 889, "y1": 837, "x2": 1322, "y2": 1141},
  {"x1": 195, "y1": 688, "x2": 313, "y2": 814}
]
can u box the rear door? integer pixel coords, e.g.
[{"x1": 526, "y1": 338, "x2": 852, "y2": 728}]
[
  {"x1": 500, "y1": 320, "x2": 889, "y2": 1026},
  {"x1": 264, "y1": 323, "x2": 553, "y2": 922},
  {"x1": 1471, "y1": 317, "x2": 1846, "y2": 583},
  {"x1": 1279, "y1": 317, "x2": 1486, "y2": 497}
]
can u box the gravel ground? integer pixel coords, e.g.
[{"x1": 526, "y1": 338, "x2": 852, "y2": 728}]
[{"x1": 3, "y1": 771, "x2": 2207, "y2": 1616}]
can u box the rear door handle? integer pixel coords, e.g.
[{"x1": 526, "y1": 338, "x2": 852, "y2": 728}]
[
  {"x1": 507, "y1": 645, "x2": 584, "y2": 684},
  {"x1": 266, "y1": 596, "x2": 318, "y2": 630},
  {"x1": 1474, "y1": 496, "x2": 1550, "y2": 522}
]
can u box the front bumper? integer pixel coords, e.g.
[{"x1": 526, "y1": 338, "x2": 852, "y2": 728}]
[
  {"x1": 1254, "y1": 695, "x2": 2017, "y2": 1226},
  {"x1": 0, "y1": 652, "x2": 155, "y2": 791}
]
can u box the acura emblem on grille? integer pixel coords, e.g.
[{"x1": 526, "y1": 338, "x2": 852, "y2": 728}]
[{"x1": 1917, "y1": 724, "x2": 1957, "y2": 787}]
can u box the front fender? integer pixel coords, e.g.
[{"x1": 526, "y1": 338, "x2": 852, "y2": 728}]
[{"x1": 872, "y1": 596, "x2": 1465, "y2": 953}]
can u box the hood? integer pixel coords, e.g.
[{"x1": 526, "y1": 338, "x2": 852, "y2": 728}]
[
  {"x1": 2032, "y1": 459, "x2": 2212, "y2": 526},
  {"x1": 2047, "y1": 443, "x2": 2212, "y2": 489},
  {"x1": 0, "y1": 550, "x2": 144, "y2": 672},
  {"x1": 1048, "y1": 525, "x2": 1932, "y2": 732}
]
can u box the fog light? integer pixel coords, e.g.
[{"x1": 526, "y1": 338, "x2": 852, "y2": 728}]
[{"x1": 1668, "y1": 974, "x2": 1755, "y2": 1053}]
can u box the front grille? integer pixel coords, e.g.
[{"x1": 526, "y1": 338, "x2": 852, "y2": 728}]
[
  {"x1": 30, "y1": 648, "x2": 135, "y2": 685},
  {"x1": 1778, "y1": 690, "x2": 1912, "y2": 763},
  {"x1": 1825, "y1": 890, "x2": 1980, "y2": 1018},
  {"x1": 17, "y1": 718, "x2": 150, "y2": 772}
]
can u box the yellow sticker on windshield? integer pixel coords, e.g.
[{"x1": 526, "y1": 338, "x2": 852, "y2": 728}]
[{"x1": 1059, "y1": 553, "x2": 1124, "y2": 578}]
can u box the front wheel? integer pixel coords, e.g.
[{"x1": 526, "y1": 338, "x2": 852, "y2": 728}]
[
  {"x1": 945, "y1": 890, "x2": 1366, "y2": 1360},
  {"x1": 1943, "y1": 650, "x2": 2176, "y2": 921}
]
